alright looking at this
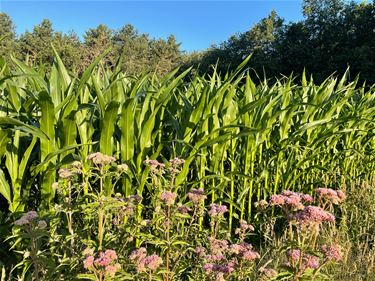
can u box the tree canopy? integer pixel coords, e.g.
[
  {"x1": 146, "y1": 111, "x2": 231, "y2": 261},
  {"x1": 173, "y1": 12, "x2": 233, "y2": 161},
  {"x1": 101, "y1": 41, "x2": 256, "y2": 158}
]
[{"x1": 1, "y1": 0, "x2": 375, "y2": 83}]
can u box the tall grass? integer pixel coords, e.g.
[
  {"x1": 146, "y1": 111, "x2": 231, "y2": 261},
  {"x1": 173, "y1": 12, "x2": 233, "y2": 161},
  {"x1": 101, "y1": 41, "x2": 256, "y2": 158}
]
[{"x1": 0, "y1": 52, "x2": 375, "y2": 231}]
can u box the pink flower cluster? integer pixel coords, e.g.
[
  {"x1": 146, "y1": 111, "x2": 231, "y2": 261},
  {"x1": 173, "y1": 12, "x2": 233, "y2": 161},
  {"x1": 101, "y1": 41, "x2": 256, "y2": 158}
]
[
  {"x1": 270, "y1": 190, "x2": 313, "y2": 210},
  {"x1": 255, "y1": 199, "x2": 268, "y2": 207},
  {"x1": 117, "y1": 163, "x2": 129, "y2": 173},
  {"x1": 168, "y1": 158, "x2": 185, "y2": 174},
  {"x1": 321, "y1": 244, "x2": 343, "y2": 262},
  {"x1": 291, "y1": 206, "x2": 335, "y2": 224},
  {"x1": 187, "y1": 188, "x2": 207, "y2": 204},
  {"x1": 58, "y1": 168, "x2": 74, "y2": 179},
  {"x1": 235, "y1": 220, "x2": 255, "y2": 235},
  {"x1": 169, "y1": 157, "x2": 185, "y2": 167},
  {"x1": 160, "y1": 191, "x2": 177, "y2": 205},
  {"x1": 144, "y1": 159, "x2": 165, "y2": 169},
  {"x1": 315, "y1": 188, "x2": 346, "y2": 204},
  {"x1": 87, "y1": 152, "x2": 116, "y2": 166},
  {"x1": 203, "y1": 262, "x2": 236, "y2": 274},
  {"x1": 144, "y1": 159, "x2": 166, "y2": 175},
  {"x1": 57, "y1": 161, "x2": 82, "y2": 179},
  {"x1": 130, "y1": 247, "x2": 163, "y2": 273},
  {"x1": 287, "y1": 249, "x2": 319, "y2": 270},
  {"x1": 14, "y1": 211, "x2": 38, "y2": 226},
  {"x1": 195, "y1": 246, "x2": 206, "y2": 258},
  {"x1": 208, "y1": 204, "x2": 228, "y2": 217},
  {"x1": 83, "y1": 249, "x2": 121, "y2": 277},
  {"x1": 198, "y1": 237, "x2": 260, "y2": 279},
  {"x1": 208, "y1": 237, "x2": 229, "y2": 257},
  {"x1": 229, "y1": 243, "x2": 260, "y2": 261}
]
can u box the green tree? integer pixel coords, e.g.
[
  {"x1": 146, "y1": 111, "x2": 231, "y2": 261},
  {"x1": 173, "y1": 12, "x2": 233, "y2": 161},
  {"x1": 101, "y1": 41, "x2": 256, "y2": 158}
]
[
  {"x1": 273, "y1": 22, "x2": 312, "y2": 77},
  {"x1": 113, "y1": 24, "x2": 150, "y2": 74},
  {"x1": 338, "y1": 1, "x2": 375, "y2": 82},
  {"x1": 149, "y1": 35, "x2": 182, "y2": 75},
  {"x1": 0, "y1": 13, "x2": 16, "y2": 60},
  {"x1": 82, "y1": 24, "x2": 113, "y2": 69},
  {"x1": 185, "y1": 10, "x2": 283, "y2": 78},
  {"x1": 53, "y1": 31, "x2": 82, "y2": 72},
  {"x1": 19, "y1": 19, "x2": 55, "y2": 65}
]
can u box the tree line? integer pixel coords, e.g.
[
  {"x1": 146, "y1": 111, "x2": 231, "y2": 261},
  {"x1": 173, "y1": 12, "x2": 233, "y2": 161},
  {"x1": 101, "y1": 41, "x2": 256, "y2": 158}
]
[
  {"x1": 185, "y1": 0, "x2": 375, "y2": 84},
  {"x1": 1, "y1": 0, "x2": 375, "y2": 83},
  {"x1": 0, "y1": 16, "x2": 182, "y2": 75}
]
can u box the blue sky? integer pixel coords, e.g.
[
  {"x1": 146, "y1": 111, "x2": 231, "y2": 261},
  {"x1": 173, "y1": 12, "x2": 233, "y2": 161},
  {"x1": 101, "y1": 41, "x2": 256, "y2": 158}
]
[{"x1": 1, "y1": 1, "x2": 303, "y2": 52}]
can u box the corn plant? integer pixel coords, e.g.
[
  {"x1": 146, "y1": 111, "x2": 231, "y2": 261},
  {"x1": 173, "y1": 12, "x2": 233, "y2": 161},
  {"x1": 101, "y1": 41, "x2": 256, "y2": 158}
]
[{"x1": 0, "y1": 51, "x2": 375, "y2": 234}]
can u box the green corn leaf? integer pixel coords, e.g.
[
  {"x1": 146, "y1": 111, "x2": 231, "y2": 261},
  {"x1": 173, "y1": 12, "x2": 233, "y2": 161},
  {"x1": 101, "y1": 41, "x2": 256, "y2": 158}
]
[
  {"x1": 0, "y1": 117, "x2": 48, "y2": 140},
  {"x1": 100, "y1": 101, "x2": 120, "y2": 155},
  {"x1": 0, "y1": 168, "x2": 11, "y2": 205}
]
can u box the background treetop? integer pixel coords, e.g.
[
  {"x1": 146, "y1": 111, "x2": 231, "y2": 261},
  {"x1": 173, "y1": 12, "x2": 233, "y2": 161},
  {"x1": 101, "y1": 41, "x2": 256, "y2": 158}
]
[{"x1": 0, "y1": 0, "x2": 374, "y2": 83}]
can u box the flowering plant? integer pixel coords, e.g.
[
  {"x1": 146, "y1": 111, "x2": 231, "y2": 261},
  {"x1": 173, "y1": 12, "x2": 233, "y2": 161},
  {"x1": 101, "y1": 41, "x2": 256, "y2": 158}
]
[{"x1": 6, "y1": 154, "x2": 348, "y2": 281}]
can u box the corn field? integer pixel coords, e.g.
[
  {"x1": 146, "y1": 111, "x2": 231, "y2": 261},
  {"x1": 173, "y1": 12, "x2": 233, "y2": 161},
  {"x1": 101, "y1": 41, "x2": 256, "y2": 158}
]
[{"x1": 1, "y1": 50, "x2": 375, "y2": 230}]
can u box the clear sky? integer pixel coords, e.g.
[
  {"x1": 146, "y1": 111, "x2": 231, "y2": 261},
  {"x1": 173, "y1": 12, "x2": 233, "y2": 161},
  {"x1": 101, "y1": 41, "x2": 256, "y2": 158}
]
[{"x1": 0, "y1": 0, "x2": 303, "y2": 52}]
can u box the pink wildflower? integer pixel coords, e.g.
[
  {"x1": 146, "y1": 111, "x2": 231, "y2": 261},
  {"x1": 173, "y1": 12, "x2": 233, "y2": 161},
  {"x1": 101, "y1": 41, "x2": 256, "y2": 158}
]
[
  {"x1": 229, "y1": 242, "x2": 252, "y2": 255},
  {"x1": 14, "y1": 217, "x2": 29, "y2": 226},
  {"x1": 130, "y1": 250, "x2": 146, "y2": 273},
  {"x1": 105, "y1": 263, "x2": 121, "y2": 277},
  {"x1": 315, "y1": 188, "x2": 346, "y2": 204},
  {"x1": 95, "y1": 255, "x2": 111, "y2": 267},
  {"x1": 160, "y1": 191, "x2": 177, "y2": 205},
  {"x1": 144, "y1": 254, "x2": 163, "y2": 271},
  {"x1": 130, "y1": 248, "x2": 162, "y2": 272},
  {"x1": 208, "y1": 237, "x2": 229, "y2": 255},
  {"x1": 83, "y1": 255, "x2": 94, "y2": 269},
  {"x1": 169, "y1": 157, "x2": 185, "y2": 166},
  {"x1": 219, "y1": 263, "x2": 236, "y2": 273},
  {"x1": 301, "y1": 194, "x2": 314, "y2": 203},
  {"x1": 288, "y1": 249, "x2": 301, "y2": 262},
  {"x1": 321, "y1": 244, "x2": 343, "y2": 262},
  {"x1": 206, "y1": 254, "x2": 225, "y2": 261},
  {"x1": 15, "y1": 211, "x2": 38, "y2": 226},
  {"x1": 203, "y1": 263, "x2": 214, "y2": 274},
  {"x1": 117, "y1": 164, "x2": 129, "y2": 173},
  {"x1": 104, "y1": 250, "x2": 117, "y2": 260},
  {"x1": 130, "y1": 248, "x2": 147, "y2": 263},
  {"x1": 287, "y1": 249, "x2": 320, "y2": 270},
  {"x1": 82, "y1": 248, "x2": 94, "y2": 257},
  {"x1": 292, "y1": 206, "x2": 335, "y2": 224},
  {"x1": 282, "y1": 191, "x2": 305, "y2": 210},
  {"x1": 239, "y1": 219, "x2": 255, "y2": 232},
  {"x1": 195, "y1": 246, "x2": 206, "y2": 258},
  {"x1": 254, "y1": 199, "x2": 269, "y2": 209},
  {"x1": 208, "y1": 204, "x2": 228, "y2": 217},
  {"x1": 305, "y1": 255, "x2": 320, "y2": 269},
  {"x1": 58, "y1": 168, "x2": 74, "y2": 179},
  {"x1": 24, "y1": 211, "x2": 38, "y2": 221},
  {"x1": 270, "y1": 191, "x2": 313, "y2": 210},
  {"x1": 144, "y1": 159, "x2": 165, "y2": 173},
  {"x1": 242, "y1": 250, "x2": 260, "y2": 261},
  {"x1": 87, "y1": 152, "x2": 116, "y2": 165},
  {"x1": 270, "y1": 194, "x2": 285, "y2": 206},
  {"x1": 144, "y1": 159, "x2": 162, "y2": 166},
  {"x1": 204, "y1": 263, "x2": 236, "y2": 275},
  {"x1": 187, "y1": 188, "x2": 207, "y2": 204}
]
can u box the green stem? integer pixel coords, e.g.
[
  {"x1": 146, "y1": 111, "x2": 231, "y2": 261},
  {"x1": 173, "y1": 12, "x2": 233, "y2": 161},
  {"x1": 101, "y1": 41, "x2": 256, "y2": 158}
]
[
  {"x1": 165, "y1": 205, "x2": 171, "y2": 281},
  {"x1": 98, "y1": 202, "x2": 105, "y2": 251}
]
